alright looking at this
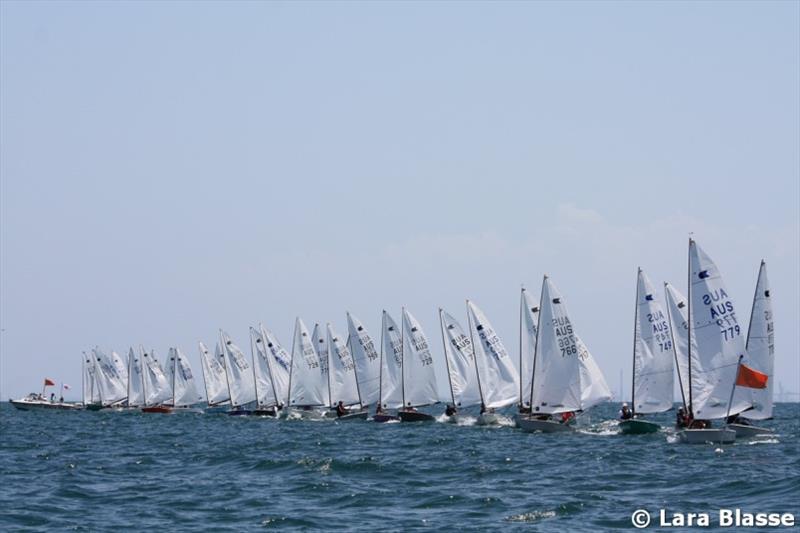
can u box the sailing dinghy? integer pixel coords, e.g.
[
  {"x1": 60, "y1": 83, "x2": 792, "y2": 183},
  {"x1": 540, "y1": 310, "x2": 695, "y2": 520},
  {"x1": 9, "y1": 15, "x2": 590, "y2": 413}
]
[
  {"x1": 219, "y1": 330, "x2": 257, "y2": 415},
  {"x1": 518, "y1": 287, "x2": 539, "y2": 415},
  {"x1": 399, "y1": 309, "x2": 439, "y2": 422},
  {"x1": 328, "y1": 324, "x2": 368, "y2": 420},
  {"x1": 199, "y1": 342, "x2": 232, "y2": 413},
  {"x1": 679, "y1": 239, "x2": 748, "y2": 444},
  {"x1": 619, "y1": 269, "x2": 674, "y2": 434},
  {"x1": 141, "y1": 348, "x2": 174, "y2": 413},
  {"x1": 517, "y1": 276, "x2": 612, "y2": 433},
  {"x1": 373, "y1": 311, "x2": 403, "y2": 422},
  {"x1": 439, "y1": 308, "x2": 482, "y2": 423},
  {"x1": 250, "y1": 327, "x2": 283, "y2": 417},
  {"x1": 728, "y1": 260, "x2": 774, "y2": 437},
  {"x1": 286, "y1": 318, "x2": 329, "y2": 419},
  {"x1": 161, "y1": 347, "x2": 202, "y2": 413},
  {"x1": 347, "y1": 313, "x2": 381, "y2": 413}
]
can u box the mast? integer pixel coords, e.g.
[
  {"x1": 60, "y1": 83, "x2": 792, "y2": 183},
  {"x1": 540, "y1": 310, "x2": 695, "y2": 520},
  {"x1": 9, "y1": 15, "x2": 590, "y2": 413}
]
[
  {"x1": 171, "y1": 349, "x2": 177, "y2": 407},
  {"x1": 259, "y1": 325, "x2": 281, "y2": 408},
  {"x1": 401, "y1": 307, "x2": 406, "y2": 409},
  {"x1": 286, "y1": 320, "x2": 297, "y2": 408},
  {"x1": 321, "y1": 324, "x2": 332, "y2": 409},
  {"x1": 93, "y1": 349, "x2": 105, "y2": 406},
  {"x1": 249, "y1": 330, "x2": 261, "y2": 409},
  {"x1": 630, "y1": 268, "x2": 640, "y2": 415},
  {"x1": 687, "y1": 238, "x2": 694, "y2": 415},
  {"x1": 140, "y1": 347, "x2": 149, "y2": 407},
  {"x1": 438, "y1": 308, "x2": 457, "y2": 407},
  {"x1": 664, "y1": 283, "x2": 687, "y2": 410},
  {"x1": 528, "y1": 276, "x2": 547, "y2": 410},
  {"x1": 81, "y1": 354, "x2": 86, "y2": 406},
  {"x1": 466, "y1": 301, "x2": 485, "y2": 407},
  {"x1": 199, "y1": 344, "x2": 211, "y2": 407},
  {"x1": 518, "y1": 287, "x2": 524, "y2": 407},
  {"x1": 127, "y1": 349, "x2": 133, "y2": 407},
  {"x1": 378, "y1": 311, "x2": 386, "y2": 409},
  {"x1": 219, "y1": 331, "x2": 235, "y2": 408},
  {"x1": 745, "y1": 261, "x2": 765, "y2": 350}
]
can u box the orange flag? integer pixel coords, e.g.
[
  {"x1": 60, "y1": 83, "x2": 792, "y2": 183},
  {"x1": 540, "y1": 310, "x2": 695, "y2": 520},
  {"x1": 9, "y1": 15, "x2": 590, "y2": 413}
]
[
  {"x1": 44, "y1": 378, "x2": 56, "y2": 387},
  {"x1": 735, "y1": 364, "x2": 768, "y2": 389}
]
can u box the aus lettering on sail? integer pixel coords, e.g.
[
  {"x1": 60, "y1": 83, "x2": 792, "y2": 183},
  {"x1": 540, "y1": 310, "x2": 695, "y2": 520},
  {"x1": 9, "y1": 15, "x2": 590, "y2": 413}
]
[
  {"x1": 553, "y1": 316, "x2": 581, "y2": 359},
  {"x1": 647, "y1": 308, "x2": 672, "y2": 352},
  {"x1": 701, "y1": 286, "x2": 741, "y2": 341}
]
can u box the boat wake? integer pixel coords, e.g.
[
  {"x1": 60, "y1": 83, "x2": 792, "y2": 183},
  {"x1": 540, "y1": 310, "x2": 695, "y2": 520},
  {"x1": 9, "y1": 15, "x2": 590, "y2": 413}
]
[{"x1": 577, "y1": 419, "x2": 619, "y2": 436}]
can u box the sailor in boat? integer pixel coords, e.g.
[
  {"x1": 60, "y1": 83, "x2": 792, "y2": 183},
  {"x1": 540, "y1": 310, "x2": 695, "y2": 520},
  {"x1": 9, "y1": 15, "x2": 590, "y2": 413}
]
[
  {"x1": 50, "y1": 392, "x2": 56, "y2": 403},
  {"x1": 444, "y1": 405, "x2": 457, "y2": 417},
  {"x1": 375, "y1": 404, "x2": 383, "y2": 415},
  {"x1": 560, "y1": 411, "x2": 576, "y2": 424},
  {"x1": 518, "y1": 404, "x2": 532, "y2": 415},
  {"x1": 336, "y1": 401, "x2": 348, "y2": 418},
  {"x1": 676, "y1": 407, "x2": 689, "y2": 428},
  {"x1": 726, "y1": 414, "x2": 751, "y2": 426},
  {"x1": 619, "y1": 403, "x2": 633, "y2": 420}
]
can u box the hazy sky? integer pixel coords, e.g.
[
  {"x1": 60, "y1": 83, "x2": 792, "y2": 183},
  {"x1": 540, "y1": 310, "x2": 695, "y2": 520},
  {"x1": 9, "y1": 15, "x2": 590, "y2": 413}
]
[{"x1": 1, "y1": 1, "x2": 798, "y2": 402}]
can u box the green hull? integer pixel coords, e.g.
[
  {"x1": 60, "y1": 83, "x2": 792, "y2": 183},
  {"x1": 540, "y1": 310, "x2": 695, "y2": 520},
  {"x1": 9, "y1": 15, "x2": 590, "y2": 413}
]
[{"x1": 619, "y1": 419, "x2": 660, "y2": 434}]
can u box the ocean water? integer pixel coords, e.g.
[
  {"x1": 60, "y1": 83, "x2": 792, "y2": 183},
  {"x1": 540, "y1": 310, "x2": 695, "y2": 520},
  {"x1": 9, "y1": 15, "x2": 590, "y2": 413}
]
[{"x1": 1, "y1": 402, "x2": 797, "y2": 531}]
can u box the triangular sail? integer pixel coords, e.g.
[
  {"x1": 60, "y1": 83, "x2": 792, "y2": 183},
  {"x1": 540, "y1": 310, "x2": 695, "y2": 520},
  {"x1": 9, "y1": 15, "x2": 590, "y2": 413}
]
[
  {"x1": 312, "y1": 324, "x2": 332, "y2": 406},
  {"x1": 632, "y1": 269, "x2": 675, "y2": 414},
  {"x1": 92, "y1": 347, "x2": 127, "y2": 405},
  {"x1": 166, "y1": 347, "x2": 200, "y2": 407},
  {"x1": 260, "y1": 325, "x2": 291, "y2": 407},
  {"x1": 347, "y1": 313, "x2": 381, "y2": 406},
  {"x1": 251, "y1": 327, "x2": 281, "y2": 409},
  {"x1": 744, "y1": 261, "x2": 774, "y2": 420},
  {"x1": 531, "y1": 277, "x2": 610, "y2": 414},
  {"x1": 111, "y1": 351, "x2": 129, "y2": 385},
  {"x1": 380, "y1": 311, "x2": 404, "y2": 409},
  {"x1": 198, "y1": 342, "x2": 230, "y2": 406},
  {"x1": 141, "y1": 348, "x2": 172, "y2": 406},
  {"x1": 219, "y1": 330, "x2": 257, "y2": 408},
  {"x1": 127, "y1": 347, "x2": 145, "y2": 407},
  {"x1": 439, "y1": 309, "x2": 482, "y2": 408},
  {"x1": 664, "y1": 282, "x2": 692, "y2": 407},
  {"x1": 82, "y1": 352, "x2": 100, "y2": 404},
  {"x1": 288, "y1": 318, "x2": 328, "y2": 407},
  {"x1": 467, "y1": 301, "x2": 519, "y2": 409},
  {"x1": 519, "y1": 288, "x2": 539, "y2": 408},
  {"x1": 401, "y1": 309, "x2": 439, "y2": 408},
  {"x1": 688, "y1": 240, "x2": 751, "y2": 419},
  {"x1": 327, "y1": 324, "x2": 361, "y2": 407}
]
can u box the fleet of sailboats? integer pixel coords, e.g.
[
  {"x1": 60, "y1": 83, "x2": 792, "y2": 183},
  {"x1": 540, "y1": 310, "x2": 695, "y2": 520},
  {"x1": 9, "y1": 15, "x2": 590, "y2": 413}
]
[{"x1": 15, "y1": 238, "x2": 779, "y2": 445}]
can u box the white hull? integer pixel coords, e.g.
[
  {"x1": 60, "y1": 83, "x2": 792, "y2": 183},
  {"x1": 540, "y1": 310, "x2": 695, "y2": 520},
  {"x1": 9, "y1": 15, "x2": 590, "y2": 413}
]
[
  {"x1": 10, "y1": 399, "x2": 80, "y2": 411},
  {"x1": 476, "y1": 413, "x2": 503, "y2": 426},
  {"x1": 678, "y1": 428, "x2": 736, "y2": 444},
  {"x1": 726, "y1": 423, "x2": 773, "y2": 438},
  {"x1": 517, "y1": 417, "x2": 574, "y2": 433}
]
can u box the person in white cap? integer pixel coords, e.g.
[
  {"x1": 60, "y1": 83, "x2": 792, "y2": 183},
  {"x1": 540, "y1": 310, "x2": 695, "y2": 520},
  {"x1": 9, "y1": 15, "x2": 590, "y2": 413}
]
[{"x1": 619, "y1": 402, "x2": 633, "y2": 420}]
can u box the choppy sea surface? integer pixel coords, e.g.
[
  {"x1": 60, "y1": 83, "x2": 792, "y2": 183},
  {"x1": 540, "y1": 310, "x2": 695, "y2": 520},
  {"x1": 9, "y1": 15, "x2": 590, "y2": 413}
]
[{"x1": 1, "y1": 402, "x2": 798, "y2": 531}]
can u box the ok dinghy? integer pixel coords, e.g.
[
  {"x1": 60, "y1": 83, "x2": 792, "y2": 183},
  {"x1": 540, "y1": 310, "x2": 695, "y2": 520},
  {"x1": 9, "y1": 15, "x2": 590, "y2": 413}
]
[
  {"x1": 619, "y1": 269, "x2": 674, "y2": 435},
  {"x1": 439, "y1": 308, "x2": 483, "y2": 423},
  {"x1": 517, "y1": 276, "x2": 612, "y2": 433},
  {"x1": 250, "y1": 327, "x2": 285, "y2": 417},
  {"x1": 160, "y1": 347, "x2": 202, "y2": 413},
  {"x1": 728, "y1": 261, "x2": 775, "y2": 438},
  {"x1": 373, "y1": 311, "x2": 403, "y2": 422},
  {"x1": 141, "y1": 348, "x2": 174, "y2": 413},
  {"x1": 398, "y1": 309, "x2": 439, "y2": 422},
  {"x1": 517, "y1": 287, "x2": 540, "y2": 416},
  {"x1": 678, "y1": 239, "x2": 754, "y2": 444},
  {"x1": 198, "y1": 342, "x2": 232, "y2": 413},
  {"x1": 347, "y1": 313, "x2": 381, "y2": 415},
  {"x1": 220, "y1": 330, "x2": 257, "y2": 416},
  {"x1": 286, "y1": 318, "x2": 329, "y2": 419},
  {"x1": 327, "y1": 324, "x2": 368, "y2": 420}
]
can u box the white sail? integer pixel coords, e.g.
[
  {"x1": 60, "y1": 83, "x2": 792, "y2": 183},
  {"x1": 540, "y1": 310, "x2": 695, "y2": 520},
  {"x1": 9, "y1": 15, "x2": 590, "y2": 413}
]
[
  {"x1": 311, "y1": 324, "x2": 331, "y2": 406},
  {"x1": 531, "y1": 277, "x2": 610, "y2": 414},
  {"x1": 288, "y1": 318, "x2": 328, "y2": 407},
  {"x1": 251, "y1": 327, "x2": 281, "y2": 408},
  {"x1": 347, "y1": 313, "x2": 381, "y2": 406},
  {"x1": 467, "y1": 301, "x2": 519, "y2": 409},
  {"x1": 401, "y1": 309, "x2": 439, "y2": 408},
  {"x1": 141, "y1": 348, "x2": 172, "y2": 406},
  {"x1": 82, "y1": 352, "x2": 100, "y2": 404},
  {"x1": 165, "y1": 347, "x2": 200, "y2": 407},
  {"x1": 260, "y1": 325, "x2": 291, "y2": 407},
  {"x1": 632, "y1": 269, "x2": 675, "y2": 414},
  {"x1": 92, "y1": 347, "x2": 127, "y2": 405},
  {"x1": 111, "y1": 350, "x2": 128, "y2": 384},
  {"x1": 664, "y1": 282, "x2": 692, "y2": 406},
  {"x1": 219, "y1": 330, "x2": 257, "y2": 408},
  {"x1": 199, "y1": 342, "x2": 230, "y2": 406},
  {"x1": 127, "y1": 347, "x2": 145, "y2": 406},
  {"x1": 327, "y1": 324, "x2": 361, "y2": 407},
  {"x1": 439, "y1": 309, "x2": 482, "y2": 408},
  {"x1": 380, "y1": 311, "x2": 404, "y2": 409},
  {"x1": 688, "y1": 240, "x2": 751, "y2": 419},
  {"x1": 744, "y1": 261, "x2": 774, "y2": 420},
  {"x1": 519, "y1": 288, "x2": 539, "y2": 408}
]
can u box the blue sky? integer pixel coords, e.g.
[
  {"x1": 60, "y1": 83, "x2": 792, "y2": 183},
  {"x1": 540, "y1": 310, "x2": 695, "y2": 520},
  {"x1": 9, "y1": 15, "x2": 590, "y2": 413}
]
[{"x1": 1, "y1": 1, "x2": 798, "y2": 401}]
